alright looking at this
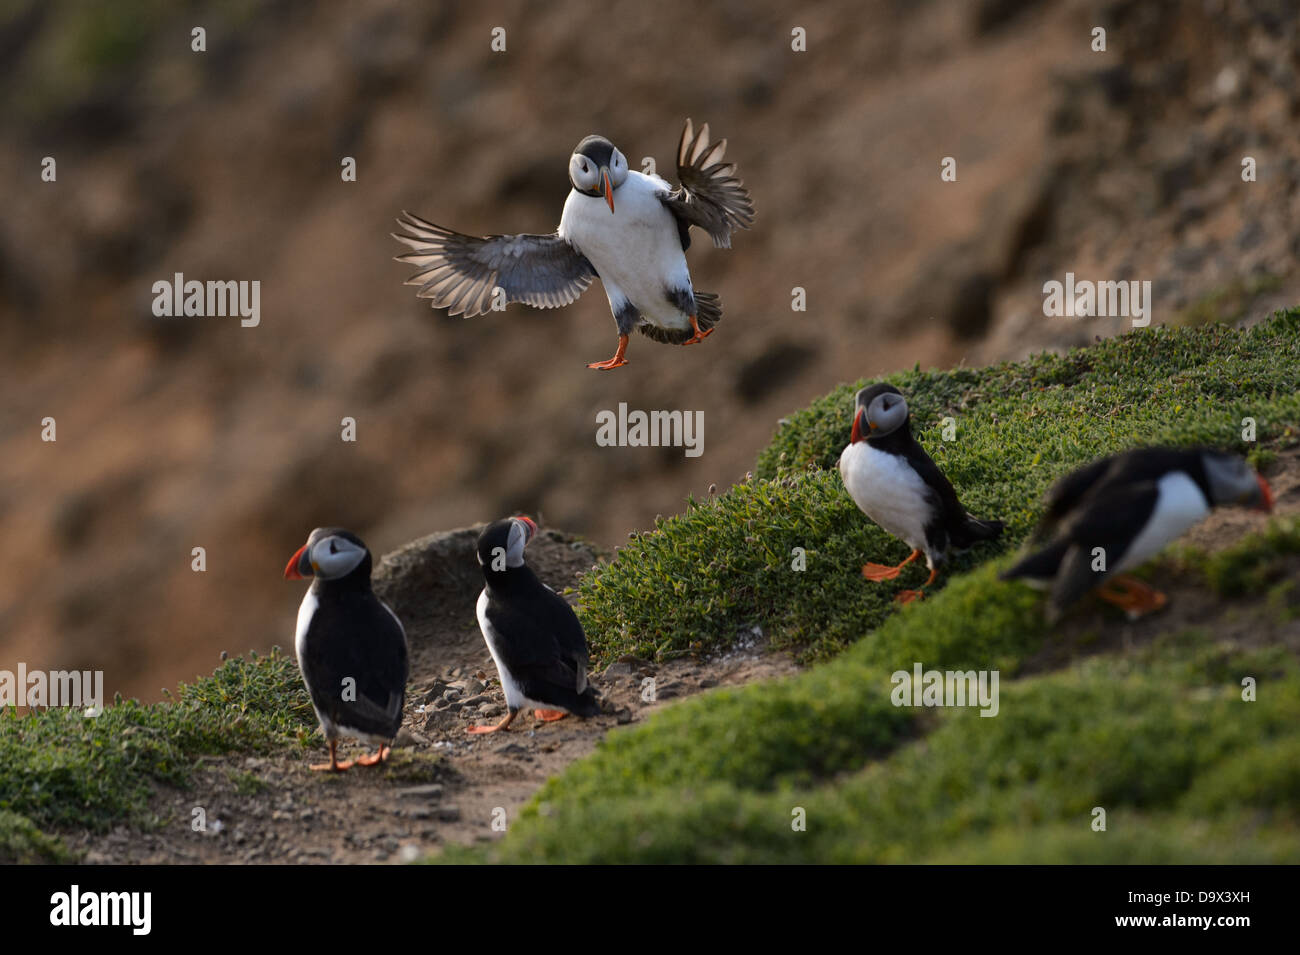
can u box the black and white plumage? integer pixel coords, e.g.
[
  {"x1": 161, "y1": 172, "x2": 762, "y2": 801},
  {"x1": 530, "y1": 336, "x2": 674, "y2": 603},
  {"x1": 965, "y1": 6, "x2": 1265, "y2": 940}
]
[
  {"x1": 285, "y1": 527, "x2": 409, "y2": 771},
  {"x1": 1002, "y1": 447, "x2": 1273, "y2": 621},
  {"x1": 839, "y1": 384, "x2": 1003, "y2": 600},
  {"x1": 468, "y1": 516, "x2": 600, "y2": 734},
  {"x1": 392, "y1": 119, "x2": 753, "y2": 369}
]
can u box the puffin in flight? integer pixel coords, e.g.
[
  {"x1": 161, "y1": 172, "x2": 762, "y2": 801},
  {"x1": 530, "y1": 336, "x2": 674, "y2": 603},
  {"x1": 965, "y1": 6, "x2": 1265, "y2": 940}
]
[
  {"x1": 392, "y1": 118, "x2": 754, "y2": 370},
  {"x1": 1001, "y1": 447, "x2": 1273, "y2": 621},
  {"x1": 839, "y1": 384, "x2": 1004, "y2": 602},
  {"x1": 469, "y1": 515, "x2": 600, "y2": 734},
  {"x1": 285, "y1": 528, "x2": 409, "y2": 771}
]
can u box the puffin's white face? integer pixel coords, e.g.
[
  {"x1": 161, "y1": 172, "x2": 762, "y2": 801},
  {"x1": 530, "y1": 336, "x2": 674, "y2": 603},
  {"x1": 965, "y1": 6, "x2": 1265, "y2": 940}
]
[
  {"x1": 309, "y1": 534, "x2": 367, "y2": 580},
  {"x1": 864, "y1": 391, "x2": 909, "y2": 437},
  {"x1": 569, "y1": 153, "x2": 601, "y2": 192},
  {"x1": 607, "y1": 147, "x2": 629, "y2": 187},
  {"x1": 568, "y1": 148, "x2": 628, "y2": 191},
  {"x1": 502, "y1": 518, "x2": 534, "y2": 567}
]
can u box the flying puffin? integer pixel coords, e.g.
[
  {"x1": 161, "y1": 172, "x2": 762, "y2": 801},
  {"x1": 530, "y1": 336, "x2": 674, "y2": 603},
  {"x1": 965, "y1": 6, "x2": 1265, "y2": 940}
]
[
  {"x1": 468, "y1": 516, "x2": 600, "y2": 734},
  {"x1": 839, "y1": 384, "x2": 1004, "y2": 602},
  {"x1": 284, "y1": 528, "x2": 409, "y2": 771},
  {"x1": 1001, "y1": 447, "x2": 1273, "y2": 621},
  {"x1": 392, "y1": 118, "x2": 754, "y2": 370}
]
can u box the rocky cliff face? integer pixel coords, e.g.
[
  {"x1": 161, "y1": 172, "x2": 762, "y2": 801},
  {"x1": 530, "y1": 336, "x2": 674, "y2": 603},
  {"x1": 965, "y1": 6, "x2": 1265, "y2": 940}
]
[{"x1": 1, "y1": 0, "x2": 1295, "y2": 700}]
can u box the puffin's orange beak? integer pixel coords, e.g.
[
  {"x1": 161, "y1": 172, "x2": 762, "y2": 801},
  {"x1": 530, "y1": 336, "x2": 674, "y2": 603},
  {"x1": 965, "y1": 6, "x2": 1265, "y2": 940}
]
[
  {"x1": 851, "y1": 408, "x2": 866, "y2": 444},
  {"x1": 284, "y1": 543, "x2": 311, "y2": 579},
  {"x1": 602, "y1": 168, "x2": 614, "y2": 214},
  {"x1": 1256, "y1": 474, "x2": 1274, "y2": 512}
]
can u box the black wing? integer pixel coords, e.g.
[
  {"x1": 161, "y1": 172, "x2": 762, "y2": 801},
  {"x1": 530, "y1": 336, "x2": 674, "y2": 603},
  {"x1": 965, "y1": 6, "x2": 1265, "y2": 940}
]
[
  {"x1": 1045, "y1": 480, "x2": 1161, "y2": 618},
  {"x1": 301, "y1": 596, "x2": 409, "y2": 739},
  {"x1": 1036, "y1": 447, "x2": 1202, "y2": 538},
  {"x1": 658, "y1": 119, "x2": 755, "y2": 250},
  {"x1": 392, "y1": 211, "x2": 597, "y2": 316},
  {"x1": 486, "y1": 579, "x2": 593, "y2": 703}
]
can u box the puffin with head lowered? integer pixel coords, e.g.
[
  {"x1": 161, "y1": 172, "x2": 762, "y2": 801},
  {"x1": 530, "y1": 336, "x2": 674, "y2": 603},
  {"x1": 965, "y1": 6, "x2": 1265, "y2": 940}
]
[
  {"x1": 839, "y1": 384, "x2": 1004, "y2": 602},
  {"x1": 285, "y1": 528, "x2": 409, "y2": 772},
  {"x1": 469, "y1": 516, "x2": 600, "y2": 734},
  {"x1": 1001, "y1": 447, "x2": 1273, "y2": 621},
  {"x1": 392, "y1": 118, "x2": 754, "y2": 370}
]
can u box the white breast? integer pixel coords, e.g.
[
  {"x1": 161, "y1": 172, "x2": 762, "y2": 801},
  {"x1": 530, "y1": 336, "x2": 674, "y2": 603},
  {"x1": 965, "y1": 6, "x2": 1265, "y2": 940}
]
[
  {"x1": 477, "y1": 589, "x2": 538, "y2": 712},
  {"x1": 558, "y1": 171, "x2": 692, "y2": 329},
  {"x1": 1115, "y1": 472, "x2": 1210, "y2": 571},
  {"x1": 839, "y1": 442, "x2": 936, "y2": 557},
  {"x1": 294, "y1": 590, "x2": 318, "y2": 663}
]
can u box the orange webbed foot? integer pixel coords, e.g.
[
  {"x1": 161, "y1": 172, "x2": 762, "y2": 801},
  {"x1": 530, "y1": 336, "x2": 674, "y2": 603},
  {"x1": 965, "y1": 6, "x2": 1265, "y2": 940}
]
[
  {"x1": 862, "y1": 562, "x2": 904, "y2": 581},
  {"x1": 534, "y1": 709, "x2": 567, "y2": 722},
  {"x1": 354, "y1": 745, "x2": 390, "y2": 767},
  {"x1": 466, "y1": 711, "x2": 518, "y2": 735},
  {"x1": 1096, "y1": 575, "x2": 1168, "y2": 619}
]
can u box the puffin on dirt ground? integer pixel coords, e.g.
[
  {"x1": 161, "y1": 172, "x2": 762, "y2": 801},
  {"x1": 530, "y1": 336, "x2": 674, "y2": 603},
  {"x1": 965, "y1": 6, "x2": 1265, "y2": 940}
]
[
  {"x1": 284, "y1": 528, "x2": 409, "y2": 771},
  {"x1": 469, "y1": 516, "x2": 600, "y2": 734},
  {"x1": 839, "y1": 384, "x2": 1004, "y2": 602},
  {"x1": 392, "y1": 118, "x2": 754, "y2": 370},
  {"x1": 1001, "y1": 447, "x2": 1273, "y2": 621}
]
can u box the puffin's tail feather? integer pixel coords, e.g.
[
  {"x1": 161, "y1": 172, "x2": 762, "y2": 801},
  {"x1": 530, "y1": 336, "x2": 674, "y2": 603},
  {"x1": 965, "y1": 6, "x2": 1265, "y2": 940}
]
[
  {"x1": 952, "y1": 515, "x2": 1004, "y2": 548},
  {"x1": 1000, "y1": 538, "x2": 1070, "y2": 582},
  {"x1": 635, "y1": 290, "x2": 723, "y2": 344}
]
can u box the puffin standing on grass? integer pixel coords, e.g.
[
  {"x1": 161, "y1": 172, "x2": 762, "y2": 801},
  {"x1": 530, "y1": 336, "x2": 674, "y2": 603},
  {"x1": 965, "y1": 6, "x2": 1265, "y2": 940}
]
[
  {"x1": 1001, "y1": 447, "x2": 1273, "y2": 621},
  {"x1": 839, "y1": 384, "x2": 1004, "y2": 602},
  {"x1": 392, "y1": 118, "x2": 754, "y2": 370},
  {"x1": 285, "y1": 528, "x2": 409, "y2": 772},
  {"x1": 469, "y1": 516, "x2": 600, "y2": 734}
]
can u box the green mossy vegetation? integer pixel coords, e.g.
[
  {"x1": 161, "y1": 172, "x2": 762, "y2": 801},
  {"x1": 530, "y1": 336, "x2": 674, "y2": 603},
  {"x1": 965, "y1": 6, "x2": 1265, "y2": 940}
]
[
  {"x1": 0, "y1": 649, "x2": 312, "y2": 862},
  {"x1": 458, "y1": 310, "x2": 1300, "y2": 863}
]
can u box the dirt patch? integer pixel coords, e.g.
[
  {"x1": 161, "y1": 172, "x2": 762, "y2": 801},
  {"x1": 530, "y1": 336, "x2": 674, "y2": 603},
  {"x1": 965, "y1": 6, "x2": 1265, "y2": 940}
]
[{"x1": 69, "y1": 527, "x2": 796, "y2": 863}]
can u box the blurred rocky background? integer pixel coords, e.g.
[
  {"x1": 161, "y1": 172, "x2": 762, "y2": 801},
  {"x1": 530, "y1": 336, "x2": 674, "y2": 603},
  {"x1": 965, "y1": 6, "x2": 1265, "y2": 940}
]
[{"x1": 1, "y1": 0, "x2": 1296, "y2": 700}]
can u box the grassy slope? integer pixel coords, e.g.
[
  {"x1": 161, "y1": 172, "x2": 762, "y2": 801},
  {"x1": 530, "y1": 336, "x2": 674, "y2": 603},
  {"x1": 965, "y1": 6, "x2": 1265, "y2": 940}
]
[
  {"x1": 0, "y1": 650, "x2": 314, "y2": 861},
  {"x1": 456, "y1": 310, "x2": 1300, "y2": 863},
  {"x1": 577, "y1": 313, "x2": 1300, "y2": 664},
  {"x1": 5, "y1": 313, "x2": 1298, "y2": 863}
]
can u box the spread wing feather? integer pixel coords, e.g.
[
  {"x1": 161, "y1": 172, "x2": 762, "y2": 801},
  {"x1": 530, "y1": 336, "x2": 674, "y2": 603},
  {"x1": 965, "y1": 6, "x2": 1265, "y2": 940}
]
[
  {"x1": 658, "y1": 119, "x2": 755, "y2": 250},
  {"x1": 392, "y1": 211, "x2": 596, "y2": 317}
]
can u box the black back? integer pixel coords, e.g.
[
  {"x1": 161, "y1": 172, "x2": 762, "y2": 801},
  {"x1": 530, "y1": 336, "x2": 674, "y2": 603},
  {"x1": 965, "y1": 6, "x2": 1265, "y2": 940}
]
[
  {"x1": 300, "y1": 538, "x2": 408, "y2": 740},
  {"x1": 477, "y1": 521, "x2": 599, "y2": 716},
  {"x1": 1035, "y1": 447, "x2": 1211, "y2": 538}
]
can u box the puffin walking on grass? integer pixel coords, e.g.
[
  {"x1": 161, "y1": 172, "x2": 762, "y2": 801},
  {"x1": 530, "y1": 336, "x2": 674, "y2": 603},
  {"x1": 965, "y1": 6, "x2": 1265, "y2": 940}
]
[
  {"x1": 469, "y1": 516, "x2": 600, "y2": 734},
  {"x1": 1001, "y1": 448, "x2": 1273, "y2": 621},
  {"x1": 839, "y1": 384, "x2": 1004, "y2": 602},
  {"x1": 392, "y1": 118, "x2": 754, "y2": 370},
  {"x1": 284, "y1": 528, "x2": 409, "y2": 772}
]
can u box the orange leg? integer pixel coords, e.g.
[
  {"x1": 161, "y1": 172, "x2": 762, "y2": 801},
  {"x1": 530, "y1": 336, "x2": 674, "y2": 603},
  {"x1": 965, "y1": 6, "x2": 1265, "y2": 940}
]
[
  {"x1": 534, "y1": 709, "x2": 567, "y2": 722},
  {"x1": 467, "y1": 710, "x2": 518, "y2": 735},
  {"x1": 588, "y1": 335, "x2": 629, "y2": 370},
  {"x1": 681, "y1": 314, "x2": 713, "y2": 346},
  {"x1": 310, "y1": 739, "x2": 354, "y2": 772},
  {"x1": 1096, "y1": 575, "x2": 1167, "y2": 618},
  {"x1": 354, "y1": 744, "x2": 391, "y2": 767},
  {"x1": 862, "y1": 549, "x2": 921, "y2": 581},
  {"x1": 897, "y1": 567, "x2": 940, "y2": 604}
]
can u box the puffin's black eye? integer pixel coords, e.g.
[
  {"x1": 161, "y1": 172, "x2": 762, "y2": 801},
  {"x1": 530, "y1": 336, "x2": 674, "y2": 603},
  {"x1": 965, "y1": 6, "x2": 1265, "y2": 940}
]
[{"x1": 329, "y1": 541, "x2": 337, "y2": 554}]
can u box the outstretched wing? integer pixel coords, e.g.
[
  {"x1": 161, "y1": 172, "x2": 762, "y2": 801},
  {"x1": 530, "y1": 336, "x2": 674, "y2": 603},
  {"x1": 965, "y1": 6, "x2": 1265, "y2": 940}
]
[
  {"x1": 392, "y1": 211, "x2": 597, "y2": 317},
  {"x1": 658, "y1": 119, "x2": 755, "y2": 250}
]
